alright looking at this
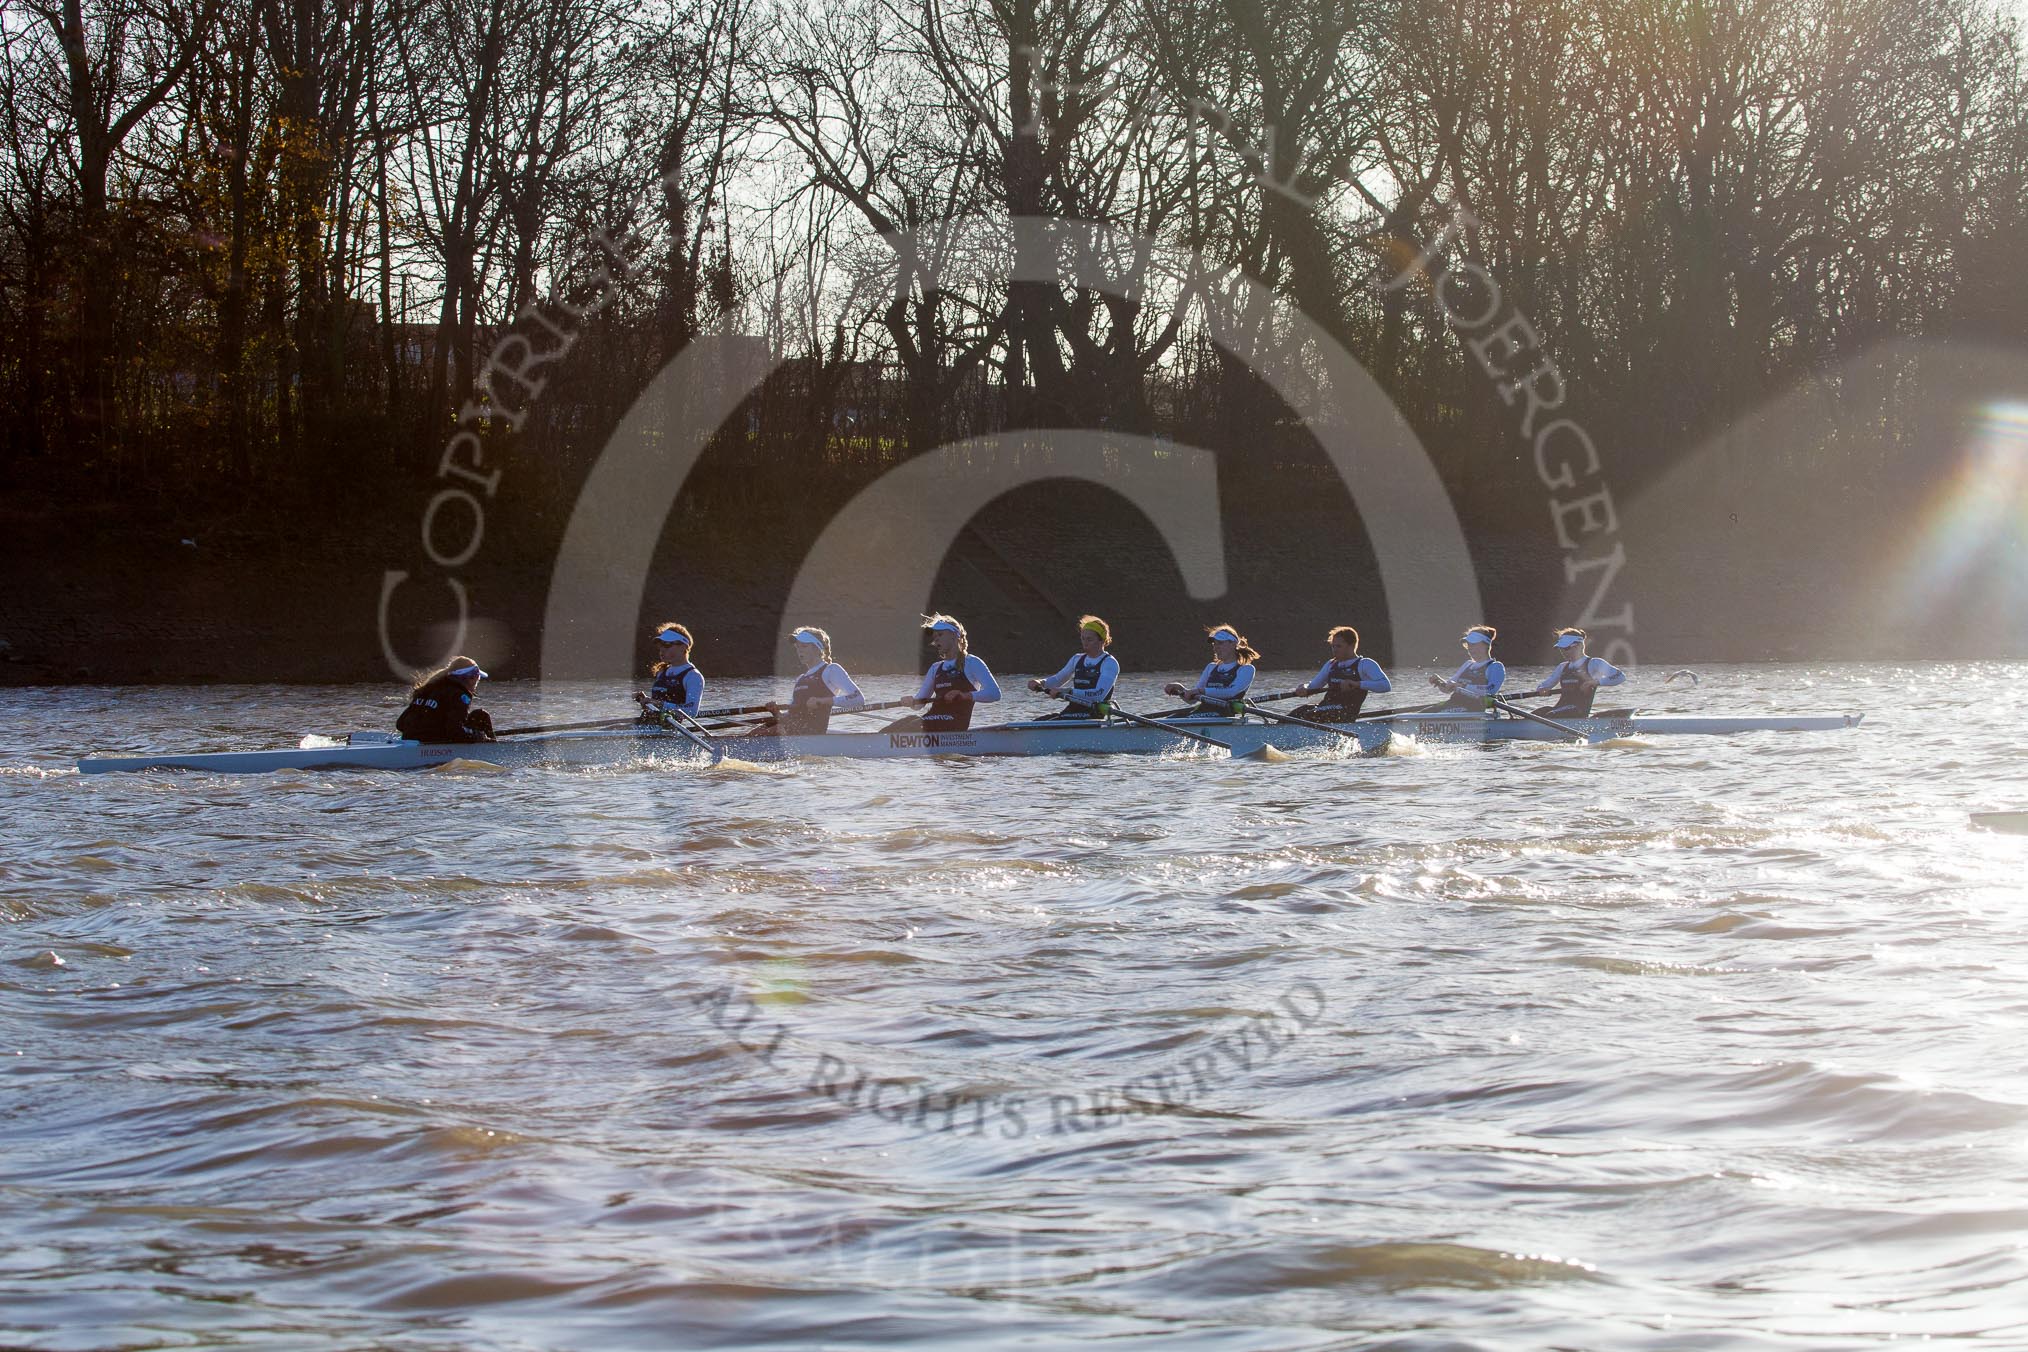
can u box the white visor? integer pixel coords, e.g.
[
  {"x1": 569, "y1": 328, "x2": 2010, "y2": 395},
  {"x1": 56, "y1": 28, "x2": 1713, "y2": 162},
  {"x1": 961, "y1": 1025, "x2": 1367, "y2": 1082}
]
[
  {"x1": 1208, "y1": 628, "x2": 1239, "y2": 643},
  {"x1": 924, "y1": 618, "x2": 962, "y2": 634},
  {"x1": 789, "y1": 628, "x2": 823, "y2": 647},
  {"x1": 449, "y1": 663, "x2": 488, "y2": 678},
  {"x1": 1553, "y1": 634, "x2": 1583, "y2": 648},
  {"x1": 1462, "y1": 633, "x2": 1490, "y2": 646},
  {"x1": 655, "y1": 630, "x2": 689, "y2": 646}
]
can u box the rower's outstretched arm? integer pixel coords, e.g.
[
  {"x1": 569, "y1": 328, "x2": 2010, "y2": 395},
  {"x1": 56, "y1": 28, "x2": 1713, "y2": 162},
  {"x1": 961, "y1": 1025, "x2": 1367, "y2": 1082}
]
[
  {"x1": 1035, "y1": 655, "x2": 1078, "y2": 694},
  {"x1": 1360, "y1": 658, "x2": 1391, "y2": 692},
  {"x1": 1170, "y1": 660, "x2": 1217, "y2": 699}
]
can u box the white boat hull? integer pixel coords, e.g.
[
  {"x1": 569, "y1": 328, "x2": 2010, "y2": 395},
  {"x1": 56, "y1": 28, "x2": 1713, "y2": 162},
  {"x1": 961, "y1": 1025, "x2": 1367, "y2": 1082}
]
[{"x1": 76, "y1": 711, "x2": 1864, "y2": 775}]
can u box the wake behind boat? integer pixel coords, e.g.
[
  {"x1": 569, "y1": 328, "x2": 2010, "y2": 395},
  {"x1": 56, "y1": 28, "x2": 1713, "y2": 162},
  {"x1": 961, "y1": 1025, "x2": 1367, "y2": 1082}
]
[{"x1": 75, "y1": 708, "x2": 1865, "y2": 775}]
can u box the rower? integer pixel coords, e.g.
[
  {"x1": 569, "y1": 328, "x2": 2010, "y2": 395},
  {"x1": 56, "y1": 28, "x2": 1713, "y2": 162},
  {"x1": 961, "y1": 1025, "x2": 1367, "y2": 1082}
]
[
  {"x1": 761, "y1": 626, "x2": 866, "y2": 735},
  {"x1": 635, "y1": 623, "x2": 703, "y2": 721},
  {"x1": 1285, "y1": 625, "x2": 1391, "y2": 722},
  {"x1": 396, "y1": 656, "x2": 495, "y2": 743},
  {"x1": 885, "y1": 613, "x2": 1002, "y2": 733},
  {"x1": 1164, "y1": 625, "x2": 1257, "y2": 716},
  {"x1": 1528, "y1": 628, "x2": 1626, "y2": 717},
  {"x1": 1028, "y1": 615, "x2": 1120, "y2": 720},
  {"x1": 1428, "y1": 626, "x2": 1505, "y2": 712}
]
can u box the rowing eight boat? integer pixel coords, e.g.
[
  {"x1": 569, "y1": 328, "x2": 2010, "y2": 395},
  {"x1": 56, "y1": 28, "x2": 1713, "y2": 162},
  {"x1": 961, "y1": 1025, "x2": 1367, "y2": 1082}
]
[{"x1": 75, "y1": 710, "x2": 1864, "y2": 774}]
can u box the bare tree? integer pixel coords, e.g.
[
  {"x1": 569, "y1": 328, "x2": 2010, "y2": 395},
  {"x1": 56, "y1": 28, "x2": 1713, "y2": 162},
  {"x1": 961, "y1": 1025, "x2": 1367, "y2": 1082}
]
[{"x1": 11, "y1": 0, "x2": 218, "y2": 462}]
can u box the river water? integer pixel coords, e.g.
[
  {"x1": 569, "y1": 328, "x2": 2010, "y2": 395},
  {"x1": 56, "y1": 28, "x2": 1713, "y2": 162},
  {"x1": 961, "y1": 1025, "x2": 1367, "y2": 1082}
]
[{"x1": 3, "y1": 663, "x2": 2025, "y2": 1349}]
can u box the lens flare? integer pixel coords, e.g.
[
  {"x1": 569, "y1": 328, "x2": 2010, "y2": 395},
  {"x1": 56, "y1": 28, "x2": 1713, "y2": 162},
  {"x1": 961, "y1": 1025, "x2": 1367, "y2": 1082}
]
[{"x1": 1881, "y1": 401, "x2": 2028, "y2": 639}]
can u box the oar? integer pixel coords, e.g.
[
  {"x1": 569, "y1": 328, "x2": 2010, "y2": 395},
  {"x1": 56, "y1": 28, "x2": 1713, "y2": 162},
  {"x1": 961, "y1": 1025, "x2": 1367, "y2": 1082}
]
[
  {"x1": 647, "y1": 704, "x2": 724, "y2": 764},
  {"x1": 1254, "y1": 692, "x2": 1452, "y2": 721},
  {"x1": 1251, "y1": 687, "x2": 1391, "y2": 706},
  {"x1": 494, "y1": 715, "x2": 640, "y2": 737},
  {"x1": 1490, "y1": 696, "x2": 1591, "y2": 742},
  {"x1": 1108, "y1": 705, "x2": 1233, "y2": 752},
  {"x1": 699, "y1": 715, "x2": 776, "y2": 732},
  {"x1": 698, "y1": 698, "x2": 917, "y2": 736},
  {"x1": 692, "y1": 698, "x2": 920, "y2": 732},
  {"x1": 1032, "y1": 688, "x2": 1110, "y2": 719},
  {"x1": 829, "y1": 698, "x2": 926, "y2": 718},
  {"x1": 1354, "y1": 698, "x2": 1467, "y2": 721},
  {"x1": 673, "y1": 708, "x2": 730, "y2": 764},
  {"x1": 1244, "y1": 704, "x2": 1364, "y2": 741}
]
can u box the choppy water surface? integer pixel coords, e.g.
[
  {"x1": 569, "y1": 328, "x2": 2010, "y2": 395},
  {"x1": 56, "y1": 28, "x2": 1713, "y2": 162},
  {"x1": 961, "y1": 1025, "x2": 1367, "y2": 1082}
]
[{"x1": 3, "y1": 663, "x2": 2026, "y2": 1349}]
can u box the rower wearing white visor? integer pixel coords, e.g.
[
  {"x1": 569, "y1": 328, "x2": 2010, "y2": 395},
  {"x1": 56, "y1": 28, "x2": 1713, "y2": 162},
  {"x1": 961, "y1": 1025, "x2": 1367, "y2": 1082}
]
[
  {"x1": 397, "y1": 655, "x2": 495, "y2": 743},
  {"x1": 1285, "y1": 625, "x2": 1391, "y2": 722},
  {"x1": 1429, "y1": 626, "x2": 1504, "y2": 712},
  {"x1": 887, "y1": 613, "x2": 1002, "y2": 733},
  {"x1": 762, "y1": 627, "x2": 866, "y2": 735},
  {"x1": 636, "y1": 623, "x2": 703, "y2": 719},
  {"x1": 1164, "y1": 624, "x2": 1257, "y2": 715},
  {"x1": 1530, "y1": 627, "x2": 1626, "y2": 717},
  {"x1": 1028, "y1": 615, "x2": 1119, "y2": 720}
]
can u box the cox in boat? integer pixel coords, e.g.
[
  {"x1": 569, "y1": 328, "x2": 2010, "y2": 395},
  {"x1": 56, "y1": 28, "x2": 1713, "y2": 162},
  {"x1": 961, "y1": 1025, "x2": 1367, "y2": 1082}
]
[{"x1": 396, "y1": 656, "x2": 494, "y2": 744}]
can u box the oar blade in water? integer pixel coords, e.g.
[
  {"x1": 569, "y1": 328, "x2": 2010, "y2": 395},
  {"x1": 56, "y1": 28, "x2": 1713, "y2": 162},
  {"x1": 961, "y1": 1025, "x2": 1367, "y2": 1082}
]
[{"x1": 430, "y1": 758, "x2": 508, "y2": 774}]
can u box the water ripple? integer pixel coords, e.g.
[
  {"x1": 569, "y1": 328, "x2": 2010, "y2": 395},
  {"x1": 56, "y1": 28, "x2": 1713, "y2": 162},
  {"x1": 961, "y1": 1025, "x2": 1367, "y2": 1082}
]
[{"x1": 3, "y1": 667, "x2": 2025, "y2": 1348}]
